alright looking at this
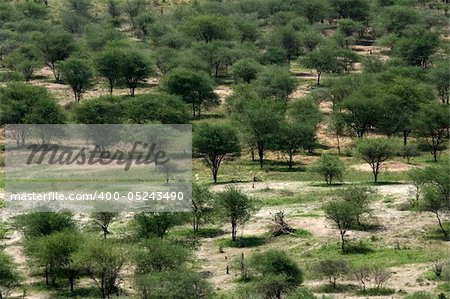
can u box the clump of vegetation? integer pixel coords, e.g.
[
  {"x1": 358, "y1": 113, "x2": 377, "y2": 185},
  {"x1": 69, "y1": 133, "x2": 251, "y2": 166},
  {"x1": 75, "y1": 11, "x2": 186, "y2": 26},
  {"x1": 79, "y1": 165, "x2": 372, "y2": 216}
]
[{"x1": 311, "y1": 154, "x2": 345, "y2": 185}]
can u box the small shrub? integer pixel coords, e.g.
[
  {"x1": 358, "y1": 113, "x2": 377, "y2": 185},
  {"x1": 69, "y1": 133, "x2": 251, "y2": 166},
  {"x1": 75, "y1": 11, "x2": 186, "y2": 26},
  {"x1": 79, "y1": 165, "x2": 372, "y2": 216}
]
[
  {"x1": 316, "y1": 259, "x2": 349, "y2": 289},
  {"x1": 372, "y1": 267, "x2": 391, "y2": 289},
  {"x1": 357, "y1": 287, "x2": 395, "y2": 296}
]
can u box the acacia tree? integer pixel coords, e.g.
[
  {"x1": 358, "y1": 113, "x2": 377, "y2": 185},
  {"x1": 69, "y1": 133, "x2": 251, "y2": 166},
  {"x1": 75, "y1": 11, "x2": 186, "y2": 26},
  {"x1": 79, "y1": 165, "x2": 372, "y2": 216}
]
[
  {"x1": 36, "y1": 30, "x2": 76, "y2": 80},
  {"x1": 95, "y1": 48, "x2": 124, "y2": 95},
  {"x1": 5, "y1": 45, "x2": 41, "y2": 81},
  {"x1": 134, "y1": 212, "x2": 186, "y2": 239},
  {"x1": 302, "y1": 47, "x2": 341, "y2": 85},
  {"x1": 431, "y1": 62, "x2": 450, "y2": 104},
  {"x1": 250, "y1": 250, "x2": 303, "y2": 299},
  {"x1": 91, "y1": 212, "x2": 120, "y2": 239},
  {"x1": 342, "y1": 94, "x2": 380, "y2": 138},
  {"x1": 254, "y1": 66, "x2": 297, "y2": 106},
  {"x1": 164, "y1": 69, "x2": 219, "y2": 117},
  {"x1": 338, "y1": 186, "x2": 374, "y2": 226},
  {"x1": 272, "y1": 121, "x2": 311, "y2": 169},
  {"x1": 413, "y1": 165, "x2": 450, "y2": 239},
  {"x1": 193, "y1": 123, "x2": 240, "y2": 183},
  {"x1": 316, "y1": 259, "x2": 349, "y2": 289},
  {"x1": 185, "y1": 15, "x2": 233, "y2": 43},
  {"x1": 121, "y1": 49, "x2": 152, "y2": 96},
  {"x1": 124, "y1": 93, "x2": 189, "y2": 124},
  {"x1": 77, "y1": 239, "x2": 125, "y2": 299},
  {"x1": 216, "y1": 187, "x2": 256, "y2": 242},
  {"x1": 191, "y1": 183, "x2": 214, "y2": 233},
  {"x1": 14, "y1": 212, "x2": 75, "y2": 238},
  {"x1": 232, "y1": 58, "x2": 260, "y2": 83},
  {"x1": 25, "y1": 231, "x2": 82, "y2": 290},
  {"x1": 324, "y1": 200, "x2": 358, "y2": 253},
  {"x1": 395, "y1": 28, "x2": 439, "y2": 68},
  {"x1": 312, "y1": 154, "x2": 345, "y2": 185},
  {"x1": 356, "y1": 138, "x2": 397, "y2": 183},
  {"x1": 0, "y1": 84, "x2": 66, "y2": 146},
  {"x1": 59, "y1": 58, "x2": 93, "y2": 103},
  {"x1": 414, "y1": 103, "x2": 449, "y2": 162},
  {"x1": 230, "y1": 95, "x2": 283, "y2": 168}
]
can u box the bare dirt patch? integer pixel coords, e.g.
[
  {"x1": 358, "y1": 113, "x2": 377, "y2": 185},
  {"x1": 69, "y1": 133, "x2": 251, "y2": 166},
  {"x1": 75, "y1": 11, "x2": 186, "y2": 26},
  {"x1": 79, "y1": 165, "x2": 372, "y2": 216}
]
[{"x1": 351, "y1": 161, "x2": 417, "y2": 173}]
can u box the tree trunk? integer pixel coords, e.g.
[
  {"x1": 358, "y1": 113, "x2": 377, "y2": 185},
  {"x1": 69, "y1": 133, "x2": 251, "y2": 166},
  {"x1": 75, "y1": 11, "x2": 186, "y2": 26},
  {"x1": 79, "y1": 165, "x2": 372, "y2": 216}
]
[
  {"x1": 70, "y1": 277, "x2": 74, "y2": 292},
  {"x1": 336, "y1": 130, "x2": 341, "y2": 155},
  {"x1": 435, "y1": 211, "x2": 448, "y2": 240},
  {"x1": 257, "y1": 143, "x2": 264, "y2": 169},
  {"x1": 403, "y1": 130, "x2": 408, "y2": 145},
  {"x1": 317, "y1": 71, "x2": 321, "y2": 86},
  {"x1": 340, "y1": 230, "x2": 346, "y2": 253},
  {"x1": 288, "y1": 154, "x2": 293, "y2": 169},
  {"x1": 109, "y1": 81, "x2": 113, "y2": 95},
  {"x1": 231, "y1": 220, "x2": 237, "y2": 241},
  {"x1": 432, "y1": 144, "x2": 438, "y2": 162},
  {"x1": 45, "y1": 268, "x2": 49, "y2": 285},
  {"x1": 213, "y1": 169, "x2": 218, "y2": 183}
]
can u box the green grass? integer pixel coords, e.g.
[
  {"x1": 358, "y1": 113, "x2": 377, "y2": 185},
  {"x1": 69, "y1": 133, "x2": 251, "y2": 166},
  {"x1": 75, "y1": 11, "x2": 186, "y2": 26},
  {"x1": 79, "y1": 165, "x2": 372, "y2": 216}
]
[
  {"x1": 313, "y1": 284, "x2": 359, "y2": 294},
  {"x1": 290, "y1": 229, "x2": 313, "y2": 238},
  {"x1": 404, "y1": 291, "x2": 435, "y2": 299},
  {"x1": 217, "y1": 235, "x2": 268, "y2": 248},
  {"x1": 423, "y1": 222, "x2": 450, "y2": 241},
  {"x1": 437, "y1": 282, "x2": 450, "y2": 293},
  {"x1": 299, "y1": 243, "x2": 448, "y2": 269},
  {"x1": 356, "y1": 288, "x2": 396, "y2": 296},
  {"x1": 170, "y1": 227, "x2": 226, "y2": 239}
]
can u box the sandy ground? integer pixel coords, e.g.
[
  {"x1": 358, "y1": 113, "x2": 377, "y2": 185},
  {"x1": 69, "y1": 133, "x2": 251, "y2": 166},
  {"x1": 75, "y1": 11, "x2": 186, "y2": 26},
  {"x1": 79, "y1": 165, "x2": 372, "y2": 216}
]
[{"x1": 198, "y1": 182, "x2": 445, "y2": 298}]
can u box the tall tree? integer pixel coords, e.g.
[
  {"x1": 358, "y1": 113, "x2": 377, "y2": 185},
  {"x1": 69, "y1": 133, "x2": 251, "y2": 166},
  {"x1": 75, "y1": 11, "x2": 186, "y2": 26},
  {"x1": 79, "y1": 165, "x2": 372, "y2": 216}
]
[
  {"x1": 36, "y1": 30, "x2": 76, "y2": 80},
  {"x1": 254, "y1": 66, "x2": 297, "y2": 105},
  {"x1": 324, "y1": 200, "x2": 358, "y2": 253},
  {"x1": 120, "y1": 49, "x2": 152, "y2": 96},
  {"x1": 216, "y1": 187, "x2": 256, "y2": 242},
  {"x1": 164, "y1": 69, "x2": 219, "y2": 117},
  {"x1": 193, "y1": 123, "x2": 241, "y2": 183},
  {"x1": 414, "y1": 103, "x2": 450, "y2": 161},
  {"x1": 185, "y1": 15, "x2": 233, "y2": 43},
  {"x1": 302, "y1": 47, "x2": 342, "y2": 85},
  {"x1": 59, "y1": 58, "x2": 93, "y2": 103},
  {"x1": 95, "y1": 48, "x2": 125, "y2": 95},
  {"x1": 412, "y1": 165, "x2": 450, "y2": 239},
  {"x1": 191, "y1": 183, "x2": 214, "y2": 233},
  {"x1": 24, "y1": 231, "x2": 81, "y2": 290},
  {"x1": 77, "y1": 239, "x2": 125, "y2": 299},
  {"x1": 232, "y1": 96, "x2": 283, "y2": 168},
  {"x1": 395, "y1": 28, "x2": 439, "y2": 68},
  {"x1": 356, "y1": 138, "x2": 397, "y2": 183},
  {"x1": 431, "y1": 62, "x2": 450, "y2": 104}
]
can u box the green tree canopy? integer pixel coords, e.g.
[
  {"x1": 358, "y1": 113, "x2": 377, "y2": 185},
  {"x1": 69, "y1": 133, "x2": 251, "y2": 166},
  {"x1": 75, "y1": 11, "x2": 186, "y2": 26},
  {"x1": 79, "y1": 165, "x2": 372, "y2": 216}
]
[
  {"x1": 193, "y1": 123, "x2": 241, "y2": 183},
  {"x1": 164, "y1": 69, "x2": 219, "y2": 117},
  {"x1": 59, "y1": 58, "x2": 93, "y2": 103},
  {"x1": 215, "y1": 186, "x2": 256, "y2": 241}
]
